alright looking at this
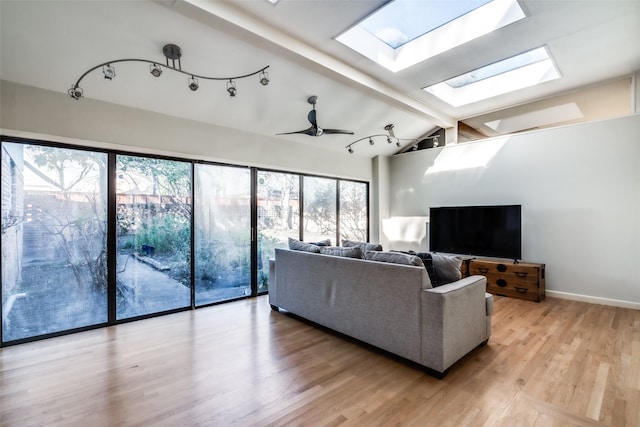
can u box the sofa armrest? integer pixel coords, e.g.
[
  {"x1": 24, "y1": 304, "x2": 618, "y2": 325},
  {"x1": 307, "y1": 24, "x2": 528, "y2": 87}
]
[{"x1": 420, "y1": 275, "x2": 488, "y2": 373}]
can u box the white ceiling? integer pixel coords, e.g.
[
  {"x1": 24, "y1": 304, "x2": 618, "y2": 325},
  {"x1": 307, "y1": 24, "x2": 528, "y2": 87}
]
[{"x1": 1, "y1": 0, "x2": 639, "y2": 157}]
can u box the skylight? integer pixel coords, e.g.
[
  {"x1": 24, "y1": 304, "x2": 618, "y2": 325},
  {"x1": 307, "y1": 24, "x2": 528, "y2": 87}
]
[
  {"x1": 423, "y1": 46, "x2": 561, "y2": 107},
  {"x1": 335, "y1": 0, "x2": 526, "y2": 73}
]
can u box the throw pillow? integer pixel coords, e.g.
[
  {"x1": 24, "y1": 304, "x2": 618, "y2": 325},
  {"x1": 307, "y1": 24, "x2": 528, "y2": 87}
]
[
  {"x1": 309, "y1": 239, "x2": 331, "y2": 247},
  {"x1": 365, "y1": 251, "x2": 424, "y2": 267},
  {"x1": 431, "y1": 253, "x2": 462, "y2": 285},
  {"x1": 341, "y1": 239, "x2": 383, "y2": 253},
  {"x1": 412, "y1": 252, "x2": 438, "y2": 287},
  {"x1": 288, "y1": 237, "x2": 321, "y2": 253},
  {"x1": 319, "y1": 246, "x2": 362, "y2": 259}
]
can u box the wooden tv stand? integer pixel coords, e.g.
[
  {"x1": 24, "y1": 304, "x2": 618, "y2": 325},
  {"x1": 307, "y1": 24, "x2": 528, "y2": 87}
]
[{"x1": 461, "y1": 258, "x2": 545, "y2": 302}]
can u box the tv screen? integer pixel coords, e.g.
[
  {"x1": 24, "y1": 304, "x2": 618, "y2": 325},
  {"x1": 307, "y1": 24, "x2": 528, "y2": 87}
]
[{"x1": 429, "y1": 205, "x2": 521, "y2": 260}]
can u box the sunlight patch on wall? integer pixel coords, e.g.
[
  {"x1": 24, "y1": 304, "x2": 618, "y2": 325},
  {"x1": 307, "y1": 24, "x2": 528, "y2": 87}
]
[
  {"x1": 484, "y1": 102, "x2": 583, "y2": 134},
  {"x1": 425, "y1": 137, "x2": 508, "y2": 175},
  {"x1": 382, "y1": 216, "x2": 428, "y2": 252}
]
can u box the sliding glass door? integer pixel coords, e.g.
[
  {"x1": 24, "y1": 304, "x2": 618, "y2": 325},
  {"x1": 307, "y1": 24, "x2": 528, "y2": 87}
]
[
  {"x1": 2, "y1": 137, "x2": 370, "y2": 345},
  {"x1": 1, "y1": 143, "x2": 107, "y2": 341},
  {"x1": 302, "y1": 176, "x2": 337, "y2": 243},
  {"x1": 339, "y1": 180, "x2": 369, "y2": 242},
  {"x1": 194, "y1": 164, "x2": 251, "y2": 305},
  {"x1": 115, "y1": 155, "x2": 192, "y2": 319},
  {"x1": 256, "y1": 171, "x2": 300, "y2": 292}
]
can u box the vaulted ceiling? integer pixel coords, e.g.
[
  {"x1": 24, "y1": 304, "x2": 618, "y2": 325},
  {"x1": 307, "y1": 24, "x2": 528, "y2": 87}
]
[{"x1": 1, "y1": 0, "x2": 639, "y2": 157}]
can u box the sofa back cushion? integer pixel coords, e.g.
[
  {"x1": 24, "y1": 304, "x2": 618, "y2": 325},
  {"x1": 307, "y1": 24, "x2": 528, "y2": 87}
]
[
  {"x1": 342, "y1": 239, "x2": 383, "y2": 257},
  {"x1": 365, "y1": 250, "x2": 424, "y2": 267},
  {"x1": 320, "y1": 246, "x2": 362, "y2": 259},
  {"x1": 288, "y1": 237, "x2": 320, "y2": 253}
]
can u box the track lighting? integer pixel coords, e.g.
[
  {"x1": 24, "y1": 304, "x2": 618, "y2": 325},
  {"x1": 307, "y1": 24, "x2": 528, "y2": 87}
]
[
  {"x1": 149, "y1": 63, "x2": 162, "y2": 77},
  {"x1": 68, "y1": 85, "x2": 83, "y2": 100},
  {"x1": 68, "y1": 43, "x2": 270, "y2": 100},
  {"x1": 259, "y1": 70, "x2": 269, "y2": 86},
  {"x1": 188, "y1": 76, "x2": 199, "y2": 91},
  {"x1": 345, "y1": 124, "x2": 436, "y2": 154},
  {"x1": 227, "y1": 80, "x2": 237, "y2": 97},
  {"x1": 102, "y1": 64, "x2": 116, "y2": 80}
]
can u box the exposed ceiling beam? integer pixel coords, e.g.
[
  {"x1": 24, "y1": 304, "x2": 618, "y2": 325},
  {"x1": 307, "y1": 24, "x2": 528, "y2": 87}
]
[{"x1": 177, "y1": 0, "x2": 455, "y2": 128}]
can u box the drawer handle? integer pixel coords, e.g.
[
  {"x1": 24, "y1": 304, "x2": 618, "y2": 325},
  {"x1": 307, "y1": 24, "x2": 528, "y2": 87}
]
[
  {"x1": 478, "y1": 267, "x2": 489, "y2": 274},
  {"x1": 496, "y1": 279, "x2": 507, "y2": 288},
  {"x1": 515, "y1": 287, "x2": 528, "y2": 294},
  {"x1": 515, "y1": 272, "x2": 528, "y2": 278}
]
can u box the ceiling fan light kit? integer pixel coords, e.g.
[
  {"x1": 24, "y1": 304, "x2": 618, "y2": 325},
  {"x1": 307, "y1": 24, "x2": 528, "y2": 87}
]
[{"x1": 67, "y1": 43, "x2": 269, "y2": 100}]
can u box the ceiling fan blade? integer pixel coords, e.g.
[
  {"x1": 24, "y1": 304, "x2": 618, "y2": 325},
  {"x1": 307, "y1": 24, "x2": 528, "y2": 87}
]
[
  {"x1": 307, "y1": 109, "x2": 317, "y2": 127},
  {"x1": 276, "y1": 126, "x2": 317, "y2": 136},
  {"x1": 322, "y1": 129, "x2": 355, "y2": 135}
]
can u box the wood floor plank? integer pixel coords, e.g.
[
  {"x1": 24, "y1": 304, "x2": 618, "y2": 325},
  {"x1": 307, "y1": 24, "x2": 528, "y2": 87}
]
[{"x1": 1, "y1": 295, "x2": 639, "y2": 426}]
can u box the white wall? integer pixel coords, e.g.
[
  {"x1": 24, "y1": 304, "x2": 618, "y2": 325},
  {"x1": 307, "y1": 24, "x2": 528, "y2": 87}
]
[
  {"x1": 388, "y1": 115, "x2": 640, "y2": 307},
  {"x1": 0, "y1": 81, "x2": 372, "y2": 180}
]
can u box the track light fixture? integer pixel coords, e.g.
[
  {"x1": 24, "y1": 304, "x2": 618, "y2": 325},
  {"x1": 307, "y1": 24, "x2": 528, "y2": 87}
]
[
  {"x1": 259, "y1": 70, "x2": 270, "y2": 86},
  {"x1": 149, "y1": 63, "x2": 162, "y2": 77},
  {"x1": 348, "y1": 146, "x2": 354, "y2": 154},
  {"x1": 227, "y1": 80, "x2": 237, "y2": 97},
  {"x1": 68, "y1": 43, "x2": 270, "y2": 100},
  {"x1": 188, "y1": 76, "x2": 199, "y2": 91},
  {"x1": 369, "y1": 137, "x2": 374, "y2": 145},
  {"x1": 102, "y1": 64, "x2": 116, "y2": 80}
]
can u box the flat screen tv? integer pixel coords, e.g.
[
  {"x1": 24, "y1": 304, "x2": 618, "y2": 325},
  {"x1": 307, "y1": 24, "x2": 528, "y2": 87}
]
[{"x1": 429, "y1": 205, "x2": 521, "y2": 260}]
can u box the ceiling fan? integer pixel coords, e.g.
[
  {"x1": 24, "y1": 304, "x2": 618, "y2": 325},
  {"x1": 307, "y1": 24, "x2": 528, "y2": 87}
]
[{"x1": 277, "y1": 95, "x2": 354, "y2": 137}]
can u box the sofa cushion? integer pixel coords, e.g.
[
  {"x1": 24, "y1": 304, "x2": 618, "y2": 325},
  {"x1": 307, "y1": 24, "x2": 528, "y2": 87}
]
[
  {"x1": 288, "y1": 237, "x2": 321, "y2": 253},
  {"x1": 342, "y1": 239, "x2": 383, "y2": 256},
  {"x1": 309, "y1": 239, "x2": 332, "y2": 247},
  {"x1": 320, "y1": 246, "x2": 362, "y2": 259},
  {"x1": 365, "y1": 250, "x2": 424, "y2": 267}
]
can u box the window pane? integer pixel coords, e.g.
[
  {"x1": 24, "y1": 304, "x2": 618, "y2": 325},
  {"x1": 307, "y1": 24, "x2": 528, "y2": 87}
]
[
  {"x1": 116, "y1": 155, "x2": 191, "y2": 319},
  {"x1": 303, "y1": 176, "x2": 336, "y2": 243},
  {"x1": 339, "y1": 181, "x2": 368, "y2": 242},
  {"x1": 257, "y1": 171, "x2": 299, "y2": 292},
  {"x1": 2, "y1": 142, "x2": 107, "y2": 342},
  {"x1": 194, "y1": 164, "x2": 251, "y2": 305}
]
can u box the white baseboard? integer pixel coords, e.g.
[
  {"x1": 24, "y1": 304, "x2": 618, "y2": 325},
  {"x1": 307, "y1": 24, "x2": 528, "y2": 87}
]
[{"x1": 546, "y1": 290, "x2": 640, "y2": 310}]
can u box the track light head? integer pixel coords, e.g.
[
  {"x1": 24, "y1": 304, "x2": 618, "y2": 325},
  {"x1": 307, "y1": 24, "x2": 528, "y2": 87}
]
[
  {"x1": 369, "y1": 137, "x2": 374, "y2": 145},
  {"x1": 150, "y1": 63, "x2": 162, "y2": 77},
  {"x1": 387, "y1": 136, "x2": 393, "y2": 144},
  {"x1": 102, "y1": 64, "x2": 116, "y2": 80},
  {"x1": 348, "y1": 146, "x2": 354, "y2": 154},
  {"x1": 259, "y1": 70, "x2": 269, "y2": 86},
  {"x1": 188, "y1": 76, "x2": 199, "y2": 91},
  {"x1": 227, "y1": 80, "x2": 237, "y2": 97},
  {"x1": 68, "y1": 85, "x2": 83, "y2": 100},
  {"x1": 396, "y1": 141, "x2": 401, "y2": 147}
]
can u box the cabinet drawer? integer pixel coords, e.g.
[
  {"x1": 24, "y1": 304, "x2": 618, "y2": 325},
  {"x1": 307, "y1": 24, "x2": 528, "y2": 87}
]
[{"x1": 486, "y1": 282, "x2": 539, "y2": 302}]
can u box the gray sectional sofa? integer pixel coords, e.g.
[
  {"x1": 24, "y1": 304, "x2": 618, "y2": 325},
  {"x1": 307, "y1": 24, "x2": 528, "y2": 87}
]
[{"x1": 268, "y1": 247, "x2": 493, "y2": 376}]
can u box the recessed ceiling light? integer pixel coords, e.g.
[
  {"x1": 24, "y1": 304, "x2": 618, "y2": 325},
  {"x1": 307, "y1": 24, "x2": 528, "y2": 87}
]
[
  {"x1": 423, "y1": 46, "x2": 561, "y2": 107},
  {"x1": 265, "y1": 0, "x2": 280, "y2": 4},
  {"x1": 336, "y1": 0, "x2": 526, "y2": 73}
]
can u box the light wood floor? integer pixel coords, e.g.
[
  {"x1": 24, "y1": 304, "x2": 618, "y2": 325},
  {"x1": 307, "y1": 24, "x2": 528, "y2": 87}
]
[{"x1": 1, "y1": 295, "x2": 639, "y2": 426}]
